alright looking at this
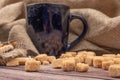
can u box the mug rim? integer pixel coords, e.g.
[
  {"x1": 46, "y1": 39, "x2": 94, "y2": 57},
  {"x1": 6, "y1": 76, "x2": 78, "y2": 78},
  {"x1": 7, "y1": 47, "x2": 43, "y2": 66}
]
[{"x1": 27, "y1": 2, "x2": 70, "y2": 9}]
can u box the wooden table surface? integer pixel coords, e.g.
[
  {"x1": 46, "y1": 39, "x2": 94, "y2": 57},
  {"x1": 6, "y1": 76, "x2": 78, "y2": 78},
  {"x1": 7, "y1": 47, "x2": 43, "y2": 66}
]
[{"x1": 0, "y1": 65, "x2": 119, "y2": 80}]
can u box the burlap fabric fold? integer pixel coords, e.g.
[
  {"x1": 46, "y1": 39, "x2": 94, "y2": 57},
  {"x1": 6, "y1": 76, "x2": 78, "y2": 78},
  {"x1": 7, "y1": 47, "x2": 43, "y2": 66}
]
[
  {"x1": 0, "y1": 0, "x2": 120, "y2": 63},
  {"x1": 70, "y1": 9, "x2": 120, "y2": 53}
]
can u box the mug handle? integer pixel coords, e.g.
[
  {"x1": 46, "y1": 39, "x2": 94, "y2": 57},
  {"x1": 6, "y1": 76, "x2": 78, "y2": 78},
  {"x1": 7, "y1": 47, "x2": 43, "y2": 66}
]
[{"x1": 66, "y1": 14, "x2": 88, "y2": 51}]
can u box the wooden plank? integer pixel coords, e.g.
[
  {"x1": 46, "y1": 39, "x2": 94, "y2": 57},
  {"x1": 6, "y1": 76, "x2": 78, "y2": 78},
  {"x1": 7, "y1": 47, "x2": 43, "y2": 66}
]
[
  {"x1": 0, "y1": 76, "x2": 14, "y2": 80},
  {"x1": 0, "y1": 65, "x2": 119, "y2": 80},
  {"x1": 0, "y1": 68, "x2": 102, "y2": 80}
]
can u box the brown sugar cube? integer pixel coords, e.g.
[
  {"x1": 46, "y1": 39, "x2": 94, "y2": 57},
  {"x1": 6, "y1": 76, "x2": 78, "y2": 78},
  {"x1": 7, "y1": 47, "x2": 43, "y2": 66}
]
[
  {"x1": 78, "y1": 51, "x2": 96, "y2": 56},
  {"x1": 35, "y1": 54, "x2": 48, "y2": 62},
  {"x1": 65, "y1": 52, "x2": 77, "y2": 57},
  {"x1": 85, "y1": 56, "x2": 94, "y2": 66},
  {"x1": 75, "y1": 63, "x2": 89, "y2": 72},
  {"x1": 86, "y1": 51, "x2": 96, "y2": 56},
  {"x1": 67, "y1": 57, "x2": 75, "y2": 60},
  {"x1": 102, "y1": 54, "x2": 116, "y2": 58},
  {"x1": 62, "y1": 59, "x2": 75, "y2": 71},
  {"x1": 51, "y1": 59, "x2": 63, "y2": 69},
  {"x1": 77, "y1": 51, "x2": 96, "y2": 62},
  {"x1": 77, "y1": 51, "x2": 87, "y2": 63},
  {"x1": 77, "y1": 51, "x2": 87, "y2": 55},
  {"x1": 116, "y1": 54, "x2": 120, "y2": 58},
  {"x1": 16, "y1": 57, "x2": 27, "y2": 65},
  {"x1": 77, "y1": 51, "x2": 87, "y2": 57},
  {"x1": 25, "y1": 60, "x2": 40, "y2": 72},
  {"x1": 113, "y1": 58, "x2": 120, "y2": 64},
  {"x1": 74, "y1": 56, "x2": 84, "y2": 64},
  {"x1": 47, "y1": 56, "x2": 56, "y2": 63},
  {"x1": 0, "y1": 43, "x2": 3, "y2": 47},
  {"x1": 10, "y1": 41, "x2": 17, "y2": 47},
  {"x1": 102, "y1": 60, "x2": 114, "y2": 70},
  {"x1": 15, "y1": 57, "x2": 32, "y2": 65},
  {"x1": 42, "y1": 61, "x2": 49, "y2": 65},
  {"x1": 62, "y1": 57, "x2": 75, "y2": 62},
  {"x1": 109, "y1": 64, "x2": 120, "y2": 77},
  {"x1": 85, "y1": 51, "x2": 96, "y2": 63},
  {"x1": 93, "y1": 56, "x2": 104, "y2": 68},
  {"x1": 102, "y1": 57, "x2": 113, "y2": 62},
  {"x1": 0, "y1": 44, "x2": 14, "y2": 54},
  {"x1": 6, "y1": 58, "x2": 19, "y2": 67},
  {"x1": 60, "y1": 53, "x2": 73, "y2": 58},
  {"x1": 0, "y1": 49, "x2": 3, "y2": 54}
]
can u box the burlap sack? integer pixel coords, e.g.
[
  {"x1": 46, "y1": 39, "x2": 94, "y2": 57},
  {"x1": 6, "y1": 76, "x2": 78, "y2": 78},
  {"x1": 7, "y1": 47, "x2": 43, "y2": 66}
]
[
  {"x1": 25, "y1": 0, "x2": 120, "y2": 17},
  {"x1": 1, "y1": 49, "x2": 28, "y2": 60},
  {"x1": 68, "y1": 33, "x2": 111, "y2": 54},
  {"x1": 0, "y1": 49, "x2": 28, "y2": 65},
  {"x1": 0, "y1": 0, "x2": 23, "y2": 8},
  {"x1": 0, "y1": 19, "x2": 26, "y2": 41},
  {"x1": 0, "y1": 2, "x2": 23, "y2": 26},
  {"x1": 70, "y1": 9, "x2": 109, "y2": 35},
  {"x1": 0, "y1": 0, "x2": 7, "y2": 9},
  {"x1": 8, "y1": 24, "x2": 39, "y2": 56},
  {"x1": 70, "y1": 9, "x2": 120, "y2": 53}
]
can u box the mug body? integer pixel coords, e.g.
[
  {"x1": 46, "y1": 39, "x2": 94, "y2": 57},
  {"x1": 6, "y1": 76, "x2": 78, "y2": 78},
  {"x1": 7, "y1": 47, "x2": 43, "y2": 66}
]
[{"x1": 26, "y1": 3, "x2": 70, "y2": 56}]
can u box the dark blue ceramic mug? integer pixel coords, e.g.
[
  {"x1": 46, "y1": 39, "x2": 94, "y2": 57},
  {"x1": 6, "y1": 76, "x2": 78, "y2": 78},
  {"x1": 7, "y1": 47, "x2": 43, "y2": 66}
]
[{"x1": 26, "y1": 3, "x2": 88, "y2": 57}]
